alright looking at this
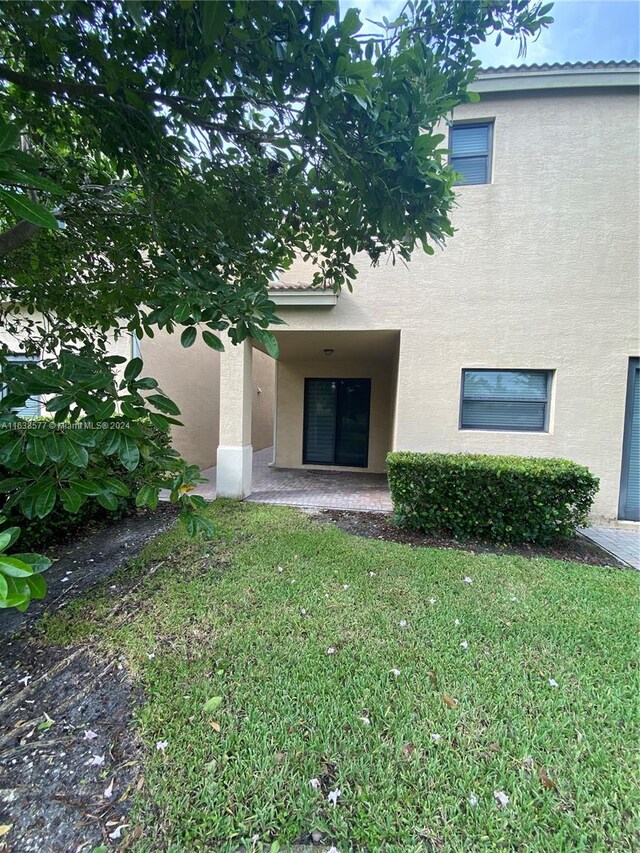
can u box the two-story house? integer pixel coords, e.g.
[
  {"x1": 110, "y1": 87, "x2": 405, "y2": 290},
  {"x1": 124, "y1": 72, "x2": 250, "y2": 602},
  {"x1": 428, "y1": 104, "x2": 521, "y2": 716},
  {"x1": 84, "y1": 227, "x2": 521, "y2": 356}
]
[{"x1": 137, "y1": 61, "x2": 640, "y2": 524}]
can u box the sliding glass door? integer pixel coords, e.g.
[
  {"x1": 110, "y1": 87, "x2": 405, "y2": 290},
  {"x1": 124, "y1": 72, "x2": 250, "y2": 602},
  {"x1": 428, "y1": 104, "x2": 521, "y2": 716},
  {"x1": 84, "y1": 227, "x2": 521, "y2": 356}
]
[{"x1": 303, "y1": 378, "x2": 371, "y2": 468}]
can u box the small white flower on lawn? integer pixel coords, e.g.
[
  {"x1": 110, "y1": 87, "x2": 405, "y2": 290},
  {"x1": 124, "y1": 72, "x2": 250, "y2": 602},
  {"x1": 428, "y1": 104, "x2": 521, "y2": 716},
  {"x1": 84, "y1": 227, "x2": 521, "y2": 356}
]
[
  {"x1": 86, "y1": 754, "x2": 105, "y2": 766},
  {"x1": 549, "y1": 678, "x2": 559, "y2": 688},
  {"x1": 460, "y1": 640, "x2": 469, "y2": 650},
  {"x1": 493, "y1": 790, "x2": 509, "y2": 807},
  {"x1": 463, "y1": 576, "x2": 473, "y2": 585},
  {"x1": 391, "y1": 668, "x2": 401, "y2": 677},
  {"x1": 277, "y1": 566, "x2": 284, "y2": 573},
  {"x1": 326, "y1": 647, "x2": 336, "y2": 655},
  {"x1": 359, "y1": 716, "x2": 370, "y2": 725},
  {"x1": 511, "y1": 596, "x2": 518, "y2": 602},
  {"x1": 108, "y1": 824, "x2": 129, "y2": 840},
  {"x1": 156, "y1": 740, "x2": 168, "y2": 751},
  {"x1": 399, "y1": 620, "x2": 408, "y2": 627},
  {"x1": 61, "y1": 577, "x2": 69, "y2": 583},
  {"x1": 469, "y1": 793, "x2": 478, "y2": 807},
  {"x1": 309, "y1": 778, "x2": 321, "y2": 790},
  {"x1": 324, "y1": 593, "x2": 330, "y2": 598},
  {"x1": 454, "y1": 619, "x2": 461, "y2": 626},
  {"x1": 146, "y1": 653, "x2": 155, "y2": 660},
  {"x1": 429, "y1": 598, "x2": 437, "y2": 605},
  {"x1": 104, "y1": 778, "x2": 114, "y2": 799},
  {"x1": 300, "y1": 608, "x2": 306, "y2": 615},
  {"x1": 368, "y1": 571, "x2": 376, "y2": 577},
  {"x1": 327, "y1": 788, "x2": 341, "y2": 807},
  {"x1": 342, "y1": 584, "x2": 349, "y2": 590},
  {"x1": 17, "y1": 675, "x2": 32, "y2": 687},
  {"x1": 431, "y1": 733, "x2": 441, "y2": 743},
  {"x1": 83, "y1": 730, "x2": 98, "y2": 741}
]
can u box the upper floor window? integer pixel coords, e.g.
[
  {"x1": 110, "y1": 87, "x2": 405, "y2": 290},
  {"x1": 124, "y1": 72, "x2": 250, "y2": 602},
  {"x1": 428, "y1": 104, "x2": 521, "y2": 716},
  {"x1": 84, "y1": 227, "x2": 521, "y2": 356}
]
[
  {"x1": 450, "y1": 122, "x2": 493, "y2": 185},
  {"x1": 460, "y1": 369, "x2": 552, "y2": 432}
]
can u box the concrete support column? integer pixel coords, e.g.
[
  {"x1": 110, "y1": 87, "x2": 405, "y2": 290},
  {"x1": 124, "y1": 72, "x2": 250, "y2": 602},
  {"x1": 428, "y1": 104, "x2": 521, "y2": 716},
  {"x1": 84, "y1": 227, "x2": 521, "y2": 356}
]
[{"x1": 217, "y1": 340, "x2": 253, "y2": 498}]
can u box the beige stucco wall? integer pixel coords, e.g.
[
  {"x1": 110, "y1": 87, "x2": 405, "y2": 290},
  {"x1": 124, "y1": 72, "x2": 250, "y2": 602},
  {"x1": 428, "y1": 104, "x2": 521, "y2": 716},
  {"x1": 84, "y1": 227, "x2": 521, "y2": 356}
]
[
  {"x1": 251, "y1": 347, "x2": 276, "y2": 451},
  {"x1": 272, "y1": 85, "x2": 639, "y2": 523},
  {"x1": 140, "y1": 331, "x2": 220, "y2": 468},
  {"x1": 275, "y1": 357, "x2": 395, "y2": 472},
  {"x1": 140, "y1": 333, "x2": 274, "y2": 468}
]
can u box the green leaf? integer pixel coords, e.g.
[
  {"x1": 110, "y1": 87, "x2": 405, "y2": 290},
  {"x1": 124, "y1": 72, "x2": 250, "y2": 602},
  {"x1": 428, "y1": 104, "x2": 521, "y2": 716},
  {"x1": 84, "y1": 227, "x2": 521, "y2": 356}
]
[
  {"x1": 0, "y1": 436, "x2": 23, "y2": 466},
  {"x1": 0, "y1": 527, "x2": 20, "y2": 552},
  {"x1": 26, "y1": 573, "x2": 46, "y2": 599},
  {"x1": 26, "y1": 436, "x2": 47, "y2": 466},
  {"x1": 202, "y1": 331, "x2": 225, "y2": 351},
  {"x1": 0, "y1": 556, "x2": 34, "y2": 577},
  {"x1": 45, "y1": 432, "x2": 66, "y2": 463},
  {"x1": 60, "y1": 486, "x2": 86, "y2": 514},
  {"x1": 203, "y1": 696, "x2": 223, "y2": 713},
  {"x1": 202, "y1": 0, "x2": 229, "y2": 44},
  {"x1": 0, "y1": 188, "x2": 60, "y2": 229},
  {"x1": 0, "y1": 572, "x2": 8, "y2": 600},
  {"x1": 65, "y1": 440, "x2": 89, "y2": 468},
  {"x1": 124, "y1": 357, "x2": 143, "y2": 381},
  {"x1": 12, "y1": 552, "x2": 51, "y2": 573},
  {"x1": 181, "y1": 327, "x2": 197, "y2": 348},
  {"x1": 96, "y1": 490, "x2": 119, "y2": 510},
  {"x1": 118, "y1": 435, "x2": 140, "y2": 471},
  {"x1": 0, "y1": 168, "x2": 65, "y2": 195},
  {"x1": 147, "y1": 394, "x2": 181, "y2": 416},
  {"x1": 34, "y1": 482, "x2": 56, "y2": 518}
]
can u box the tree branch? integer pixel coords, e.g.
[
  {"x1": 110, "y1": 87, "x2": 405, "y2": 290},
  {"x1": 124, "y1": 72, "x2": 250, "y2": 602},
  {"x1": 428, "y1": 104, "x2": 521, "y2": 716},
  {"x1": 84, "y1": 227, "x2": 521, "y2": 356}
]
[{"x1": 0, "y1": 219, "x2": 40, "y2": 256}]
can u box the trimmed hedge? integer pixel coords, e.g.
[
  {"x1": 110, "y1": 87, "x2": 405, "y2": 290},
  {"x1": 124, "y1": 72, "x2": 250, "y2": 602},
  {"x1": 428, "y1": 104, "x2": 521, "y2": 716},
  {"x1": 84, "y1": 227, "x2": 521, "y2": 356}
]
[{"x1": 386, "y1": 452, "x2": 599, "y2": 545}]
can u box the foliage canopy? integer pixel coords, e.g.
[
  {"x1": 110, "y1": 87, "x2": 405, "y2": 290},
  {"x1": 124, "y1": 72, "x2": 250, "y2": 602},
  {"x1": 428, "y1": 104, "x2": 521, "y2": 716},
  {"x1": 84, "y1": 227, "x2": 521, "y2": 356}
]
[{"x1": 0, "y1": 0, "x2": 553, "y2": 585}]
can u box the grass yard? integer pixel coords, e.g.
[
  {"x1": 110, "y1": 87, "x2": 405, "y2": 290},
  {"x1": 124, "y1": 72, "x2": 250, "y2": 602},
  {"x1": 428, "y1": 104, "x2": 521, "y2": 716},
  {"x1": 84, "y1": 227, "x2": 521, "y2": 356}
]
[{"x1": 42, "y1": 502, "x2": 639, "y2": 852}]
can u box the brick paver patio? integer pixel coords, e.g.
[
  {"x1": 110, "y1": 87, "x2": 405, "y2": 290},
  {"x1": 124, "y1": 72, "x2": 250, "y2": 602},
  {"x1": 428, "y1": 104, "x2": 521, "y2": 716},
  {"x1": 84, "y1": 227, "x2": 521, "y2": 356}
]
[
  {"x1": 581, "y1": 526, "x2": 640, "y2": 570},
  {"x1": 196, "y1": 446, "x2": 392, "y2": 512}
]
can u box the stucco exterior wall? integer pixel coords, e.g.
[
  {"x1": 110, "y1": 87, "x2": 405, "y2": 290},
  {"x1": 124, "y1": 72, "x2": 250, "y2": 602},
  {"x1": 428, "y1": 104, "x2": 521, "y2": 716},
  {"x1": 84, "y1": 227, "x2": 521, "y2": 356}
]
[
  {"x1": 272, "y1": 85, "x2": 639, "y2": 522},
  {"x1": 140, "y1": 333, "x2": 274, "y2": 467},
  {"x1": 251, "y1": 348, "x2": 276, "y2": 452},
  {"x1": 275, "y1": 357, "x2": 394, "y2": 472},
  {"x1": 140, "y1": 331, "x2": 220, "y2": 468}
]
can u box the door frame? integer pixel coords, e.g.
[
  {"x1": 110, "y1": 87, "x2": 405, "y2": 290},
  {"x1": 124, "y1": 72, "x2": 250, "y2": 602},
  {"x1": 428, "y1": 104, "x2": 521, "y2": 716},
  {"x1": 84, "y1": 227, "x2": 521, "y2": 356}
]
[
  {"x1": 302, "y1": 377, "x2": 371, "y2": 468},
  {"x1": 618, "y1": 357, "x2": 640, "y2": 521}
]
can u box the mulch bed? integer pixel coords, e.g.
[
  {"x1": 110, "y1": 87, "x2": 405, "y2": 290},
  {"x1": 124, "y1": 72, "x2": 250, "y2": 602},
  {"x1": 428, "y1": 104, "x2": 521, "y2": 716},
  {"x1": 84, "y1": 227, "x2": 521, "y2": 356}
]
[
  {"x1": 0, "y1": 506, "x2": 180, "y2": 853},
  {"x1": 0, "y1": 639, "x2": 142, "y2": 853},
  {"x1": 319, "y1": 509, "x2": 625, "y2": 568}
]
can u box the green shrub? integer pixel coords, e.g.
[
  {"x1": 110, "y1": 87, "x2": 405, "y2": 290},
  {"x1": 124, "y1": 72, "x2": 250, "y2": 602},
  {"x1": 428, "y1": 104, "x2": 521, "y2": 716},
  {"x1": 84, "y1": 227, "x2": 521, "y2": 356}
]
[
  {"x1": 386, "y1": 452, "x2": 599, "y2": 545},
  {"x1": 0, "y1": 416, "x2": 171, "y2": 551}
]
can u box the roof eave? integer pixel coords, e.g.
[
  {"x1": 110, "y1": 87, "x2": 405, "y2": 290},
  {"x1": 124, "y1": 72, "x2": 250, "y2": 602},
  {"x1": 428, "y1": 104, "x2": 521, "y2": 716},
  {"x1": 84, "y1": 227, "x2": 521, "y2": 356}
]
[{"x1": 471, "y1": 65, "x2": 639, "y2": 95}]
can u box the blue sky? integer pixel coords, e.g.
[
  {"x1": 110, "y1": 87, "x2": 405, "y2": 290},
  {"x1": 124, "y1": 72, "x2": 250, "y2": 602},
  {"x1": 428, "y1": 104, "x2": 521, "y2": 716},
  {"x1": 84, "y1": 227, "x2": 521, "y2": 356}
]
[{"x1": 354, "y1": 0, "x2": 639, "y2": 67}]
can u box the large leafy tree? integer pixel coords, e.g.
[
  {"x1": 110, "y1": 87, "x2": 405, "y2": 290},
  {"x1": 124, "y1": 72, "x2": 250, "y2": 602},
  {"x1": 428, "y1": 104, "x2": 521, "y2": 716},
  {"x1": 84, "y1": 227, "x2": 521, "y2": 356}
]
[{"x1": 0, "y1": 0, "x2": 552, "y2": 594}]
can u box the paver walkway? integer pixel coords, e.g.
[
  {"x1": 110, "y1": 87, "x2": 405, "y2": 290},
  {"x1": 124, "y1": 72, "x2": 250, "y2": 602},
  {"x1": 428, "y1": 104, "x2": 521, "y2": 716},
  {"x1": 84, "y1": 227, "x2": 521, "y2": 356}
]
[
  {"x1": 581, "y1": 526, "x2": 640, "y2": 570},
  {"x1": 196, "y1": 446, "x2": 392, "y2": 512}
]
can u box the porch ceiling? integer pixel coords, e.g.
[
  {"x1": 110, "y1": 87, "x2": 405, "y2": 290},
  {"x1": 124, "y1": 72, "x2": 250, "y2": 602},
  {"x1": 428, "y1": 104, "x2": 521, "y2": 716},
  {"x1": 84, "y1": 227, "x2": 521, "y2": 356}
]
[{"x1": 264, "y1": 329, "x2": 400, "y2": 362}]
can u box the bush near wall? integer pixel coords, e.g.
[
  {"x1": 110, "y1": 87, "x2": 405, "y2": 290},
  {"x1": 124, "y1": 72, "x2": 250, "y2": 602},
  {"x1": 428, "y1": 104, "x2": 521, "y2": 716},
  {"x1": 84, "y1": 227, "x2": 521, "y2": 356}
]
[
  {"x1": 0, "y1": 417, "x2": 170, "y2": 551},
  {"x1": 386, "y1": 452, "x2": 599, "y2": 545}
]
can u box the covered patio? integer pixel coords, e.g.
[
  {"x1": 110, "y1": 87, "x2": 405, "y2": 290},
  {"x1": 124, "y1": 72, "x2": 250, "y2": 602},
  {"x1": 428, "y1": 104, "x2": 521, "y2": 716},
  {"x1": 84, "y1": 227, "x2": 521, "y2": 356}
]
[{"x1": 196, "y1": 447, "x2": 392, "y2": 512}]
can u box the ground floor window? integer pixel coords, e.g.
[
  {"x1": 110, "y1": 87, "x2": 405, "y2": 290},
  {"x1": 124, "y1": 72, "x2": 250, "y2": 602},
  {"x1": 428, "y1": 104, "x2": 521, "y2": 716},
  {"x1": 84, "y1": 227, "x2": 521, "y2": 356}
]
[
  {"x1": 460, "y1": 369, "x2": 552, "y2": 431},
  {"x1": 303, "y1": 378, "x2": 371, "y2": 467}
]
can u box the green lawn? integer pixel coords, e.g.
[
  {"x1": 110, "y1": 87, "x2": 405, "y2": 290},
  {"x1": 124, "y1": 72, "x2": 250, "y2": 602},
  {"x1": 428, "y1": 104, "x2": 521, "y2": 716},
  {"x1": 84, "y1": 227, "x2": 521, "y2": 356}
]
[{"x1": 43, "y1": 502, "x2": 639, "y2": 852}]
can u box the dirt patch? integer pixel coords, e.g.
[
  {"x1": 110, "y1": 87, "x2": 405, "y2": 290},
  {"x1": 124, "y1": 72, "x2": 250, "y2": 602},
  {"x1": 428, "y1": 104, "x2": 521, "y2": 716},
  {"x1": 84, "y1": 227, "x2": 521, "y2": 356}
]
[
  {"x1": 319, "y1": 509, "x2": 625, "y2": 568},
  {"x1": 0, "y1": 506, "x2": 180, "y2": 851},
  {"x1": 0, "y1": 639, "x2": 142, "y2": 852},
  {"x1": 1, "y1": 505, "x2": 179, "y2": 642}
]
